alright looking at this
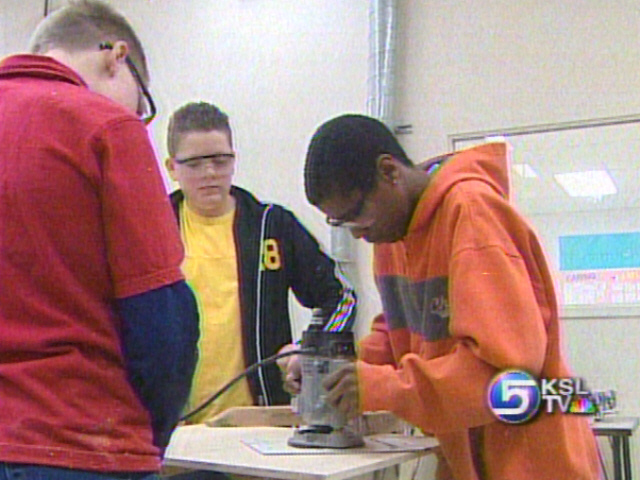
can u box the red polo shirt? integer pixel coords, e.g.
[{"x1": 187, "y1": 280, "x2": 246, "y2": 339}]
[{"x1": 0, "y1": 55, "x2": 183, "y2": 471}]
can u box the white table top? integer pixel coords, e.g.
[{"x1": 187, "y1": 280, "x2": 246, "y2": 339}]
[
  {"x1": 164, "y1": 425, "x2": 439, "y2": 480},
  {"x1": 590, "y1": 415, "x2": 640, "y2": 436}
]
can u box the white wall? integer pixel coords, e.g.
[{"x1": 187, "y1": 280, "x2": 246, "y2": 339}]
[
  {"x1": 0, "y1": 0, "x2": 44, "y2": 53},
  {"x1": 395, "y1": 0, "x2": 640, "y2": 156}
]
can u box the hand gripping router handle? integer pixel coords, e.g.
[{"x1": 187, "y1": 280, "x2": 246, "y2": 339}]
[{"x1": 288, "y1": 323, "x2": 364, "y2": 448}]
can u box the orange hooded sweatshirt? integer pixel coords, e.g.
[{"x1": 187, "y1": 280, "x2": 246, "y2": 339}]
[{"x1": 358, "y1": 142, "x2": 601, "y2": 480}]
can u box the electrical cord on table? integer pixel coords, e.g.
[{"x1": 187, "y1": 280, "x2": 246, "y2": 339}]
[{"x1": 180, "y1": 348, "x2": 314, "y2": 422}]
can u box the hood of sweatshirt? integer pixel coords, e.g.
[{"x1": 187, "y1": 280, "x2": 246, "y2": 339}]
[{"x1": 409, "y1": 142, "x2": 510, "y2": 235}]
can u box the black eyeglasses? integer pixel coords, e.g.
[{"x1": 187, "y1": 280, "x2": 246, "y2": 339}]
[
  {"x1": 99, "y1": 42, "x2": 157, "y2": 125},
  {"x1": 326, "y1": 192, "x2": 367, "y2": 228}
]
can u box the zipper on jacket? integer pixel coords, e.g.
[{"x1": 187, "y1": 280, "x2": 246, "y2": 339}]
[{"x1": 255, "y1": 204, "x2": 273, "y2": 405}]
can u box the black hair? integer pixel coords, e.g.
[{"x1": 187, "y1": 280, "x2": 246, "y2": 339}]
[{"x1": 304, "y1": 114, "x2": 412, "y2": 206}]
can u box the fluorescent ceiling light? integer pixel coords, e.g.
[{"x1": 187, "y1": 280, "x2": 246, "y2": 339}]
[
  {"x1": 512, "y1": 163, "x2": 538, "y2": 178},
  {"x1": 554, "y1": 170, "x2": 617, "y2": 198}
]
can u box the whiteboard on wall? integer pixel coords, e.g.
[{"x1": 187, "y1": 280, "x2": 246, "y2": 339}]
[{"x1": 449, "y1": 115, "x2": 640, "y2": 319}]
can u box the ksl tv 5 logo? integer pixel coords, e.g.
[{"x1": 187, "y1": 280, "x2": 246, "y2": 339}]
[{"x1": 487, "y1": 369, "x2": 616, "y2": 424}]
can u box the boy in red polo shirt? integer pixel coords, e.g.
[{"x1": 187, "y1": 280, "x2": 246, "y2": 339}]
[{"x1": 0, "y1": 2, "x2": 199, "y2": 478}]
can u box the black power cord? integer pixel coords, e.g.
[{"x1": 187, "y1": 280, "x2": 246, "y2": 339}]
[{"x1": 180, "y1": 348, "x2": 314, "y2": 422}]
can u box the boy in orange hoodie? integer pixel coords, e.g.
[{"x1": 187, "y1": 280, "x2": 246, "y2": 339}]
[{"x1": 300, "y1": 114, "x2": 601, "y2": 480}]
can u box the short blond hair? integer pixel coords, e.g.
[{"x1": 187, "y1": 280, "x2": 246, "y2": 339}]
[{"x1": 29, "y1": 0, "x2": 148, "y2": 82}]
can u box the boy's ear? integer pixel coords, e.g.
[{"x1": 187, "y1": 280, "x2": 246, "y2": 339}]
[
  {"x1": 375, "y1": 154, "x2": 399, "y2": 184},
  {"x1": 101, "y1": 40, "x2": 129, "y2": 78},
  {"x1": 165, "y1": 157, "x2": 178, "y2": 182}
]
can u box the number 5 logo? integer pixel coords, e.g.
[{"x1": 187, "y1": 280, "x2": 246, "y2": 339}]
[{"x1": 487, "y1": 370, "x2": 541, "y2": 424}]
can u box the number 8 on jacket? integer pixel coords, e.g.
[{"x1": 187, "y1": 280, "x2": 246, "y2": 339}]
[{"x1": 262, "y1": 239, "x2": 282, "y2": 270}]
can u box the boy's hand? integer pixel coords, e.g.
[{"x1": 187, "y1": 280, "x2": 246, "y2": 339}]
[
  {"x1": 322, "y1": 362, "x2": 361, "y2": 419},
  {"x1": 276, "y1": 343, "x2": 302, "y2": 395}
]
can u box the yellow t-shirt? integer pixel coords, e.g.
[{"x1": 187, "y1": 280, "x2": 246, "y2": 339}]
[{"x1": 180, "y1": 202, "x2": 252, "y2": 424}]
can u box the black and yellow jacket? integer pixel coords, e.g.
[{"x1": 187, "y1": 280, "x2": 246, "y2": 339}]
[{"x1": 170, "y1": 185, "x2": 356, "y2": 406}]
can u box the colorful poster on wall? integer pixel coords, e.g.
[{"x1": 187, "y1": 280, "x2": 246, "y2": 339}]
[{"x1": 559, "y1": 232, "x2": 640, "y2": 306}]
